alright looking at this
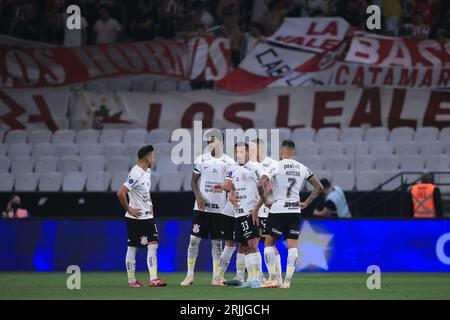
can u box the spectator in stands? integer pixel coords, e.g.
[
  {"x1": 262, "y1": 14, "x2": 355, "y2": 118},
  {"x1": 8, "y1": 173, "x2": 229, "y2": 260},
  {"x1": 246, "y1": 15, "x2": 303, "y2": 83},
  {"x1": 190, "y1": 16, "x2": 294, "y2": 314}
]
[
  {"x1": 313, "y1": 178, "x2": 352, "y2": 218},
  {"x1": 410, "y1": 173, "x2": 443, "y2": 218},
  {"x1": 383, "y1": 0, "x2": 402, "y2": 36},
  {"x1": 63, "y1": 0, "x2": 88, "y2": 47},
  {"x1": 262, "y1": 0, "x2": 291, "y2": 36},
  {"x1": 8, "y1": 0, "x2": 40, "y2": 41},
  {"x1": 93, "y1": 5, "x2": 122, "y2": 44},
  {"x1": 410, "y1": 11, "x2": 431, "y2": 39},
  {"x1": 2, "y1": 195, "x2": 29, "y2": 219},
  {"x1": 191, "y1": 1, "x2": 215, "y2": 31},
  {"x1": 129, "y1": 0, "x2": 156, "y2": 41}
]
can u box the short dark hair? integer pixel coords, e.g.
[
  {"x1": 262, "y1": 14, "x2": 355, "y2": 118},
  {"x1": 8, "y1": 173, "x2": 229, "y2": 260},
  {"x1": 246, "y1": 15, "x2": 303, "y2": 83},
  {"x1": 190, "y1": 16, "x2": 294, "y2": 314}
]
[
  {"x1": 205, "y1": 128, "x2": 224, "y2": 143},
  {"x1": 421, "y1": 173, "x2": 433, "y2": 184},
  {"x1": 320, "y1": 178, "x2": 331, "y2": 189},
  {"x1": 281, "y1": 139, "x2": 295, "y2": 150},
  {"x1": 138, "y1": 145, "x2": 154, "y2": 160},
  {"x1": 234, "y1": 142, "x2": 249, "y2": 150}
]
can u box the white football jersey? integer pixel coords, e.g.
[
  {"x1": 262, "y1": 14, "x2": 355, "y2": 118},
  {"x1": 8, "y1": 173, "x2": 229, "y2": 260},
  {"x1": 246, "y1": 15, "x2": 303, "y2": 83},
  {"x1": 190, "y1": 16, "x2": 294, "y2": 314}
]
[
  {"x1": 123, "y1": 165, "x2": 153, "y2": 220},
  {"x1": 193, "y1": 153, "x2": 235, "y2": 214},
  {"x1": 258, "y1": 157, "x2": 279, "y2": 218},
  {"x1": 225, "y1": 161, "x2": 268, "y2": 218},
  {"x1": 269, "y1": 159, "x2": 313, "y2": 214}
]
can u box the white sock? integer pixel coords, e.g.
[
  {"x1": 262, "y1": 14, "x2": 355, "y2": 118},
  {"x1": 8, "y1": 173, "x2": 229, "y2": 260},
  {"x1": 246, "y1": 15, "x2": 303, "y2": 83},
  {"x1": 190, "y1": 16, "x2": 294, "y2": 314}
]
[
  {"x1": 275, "y1": 253, "x2": 282, "y2": 282},
  {"x1": 211, "y1": 239, "x2": 222, "y2": 280},
  {"x1": 244, "y1": 254, "x2": 254, "y2": 281},
  {"x1": 147, "y1": 244, "x2": 158, "y2": 281},
  {"x1": 286, "y1": 248, "x2": 298, "y2": 284},
  {"x1": 236, "y1": 253, "x2": 246, "y2": 281},
  {"x1": 217, "y1": 246, "x2": 235, "y2": 281},
  {"x1": 250, "y1": 253, "x2": 262, "y2": 283},
  {"x1": 187, "y1": 235, "x2": 201, "y2": 277},
  {"x1": 264, "y1": 247, "x2": 276, "y2": 281},
  {"x1": 126, "y1": 246, "x2": 137, "y2": 284}
]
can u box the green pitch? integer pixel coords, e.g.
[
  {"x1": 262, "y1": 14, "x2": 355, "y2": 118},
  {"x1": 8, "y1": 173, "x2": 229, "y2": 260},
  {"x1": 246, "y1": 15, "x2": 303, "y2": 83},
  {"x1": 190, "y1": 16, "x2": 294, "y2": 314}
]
[{"x1": 0, "y1": 272, "x2": 449, "y2": 300}]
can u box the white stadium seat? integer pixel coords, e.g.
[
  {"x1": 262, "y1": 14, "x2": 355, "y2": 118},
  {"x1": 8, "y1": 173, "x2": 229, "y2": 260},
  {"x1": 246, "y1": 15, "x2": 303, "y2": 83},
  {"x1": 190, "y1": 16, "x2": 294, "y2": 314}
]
[
  {"x1": 28, "y1": 129, "x2": 52, "y2": 145},
  {"x1": 8, "y1": 143, "x2": 31, "y2": 157},
  {"x1": 444, "y1": 143, "x2": 450, "y2": 155},
  {"x1": 106, "y1": 156, "x2": 130, "y2": 172},
  {"x1": 356, "y1": 171, "x2": 382, "y2": 191},
  {"x1": 102, "y1": 143, "x2": 126, "y2": 157},
  {"x1": 81, "y1": 156, "x2": 105, "y2": 173},
  {"x1": 32, "y1": 143, "x2": 54, "y2": 158},
  {"x1": 436, "y1": 174, "x2": 450, "y2": 194},
  {"x1": 62, "y1": 172, "x2": 86, "y2": 191},
  {"x1": 35, "y1": 156, "x2": 58, "y2": 173},
  {"x1": 99, "y1": 129, "x2": 123, "y2": 144},
  {"x1": 125, "y1": 144, "x2": 143, "y2": 160},
  {"x1": 79, "y1": 143, "x2": 103, "y2": 158},
  {"x1": 351, "y1": 156, "x2": 374, "y2": 171},
  {"x1": 150, "y1": 171, "x2": 159, "y2": 192},
  {"x1": 365, "y1": 127, "x2": 389, "y2": 143},
  {"x1": 399, "y1": 156, "x2": 424, "y2": 171},
  {"x1": 0, "y1": 144, "x2": 6, "y2": 156},
  {"x1": 147, "y1": 129, "x2": 170, "y2": 144},
  {"x1": 53, "y1": 143, "x2": 79, "y2": 157},
  {"x1": 320, "y1": 142, "x2": 344, "y2": 157},
  {"x1": 389, "y1": 127, "x2": 414, "y2": 142},
  {"x1": 0, "y1": 156, "x2": 10, "y2": 173},
  {"x1": 76, "y1": 129, "x2": 100, "y2": 145},
  {"x1": 10, "y1": 156, "x2": 34, "y2": 174},
  {"x1": 4, "y1": 130, "x2": 27, "y2": 145},
  {"x1": 178, "y1": 163, "x2": 193, "y2": 175},
  {"x1": 297, "y1": 156, "x2": 325, "y2": 171},
  {"x1": 332, "y1": 170, "x2": 355, "y2": 191},
  {"x1": 343, "y1": 142, "x2": 370, "y2": 156},
  {"x1": 315, "y1": 128, "x2": 339, "y2": 142},
  {"x1": 58, "y1": 156, "x2": 80, "y2": 173},
  {"x1": 154, "y1": 156, "x2": 178, "y2": 174},
  {"x1": 52, "y1": 129, "x2": 76, "y2": 144},
  {"x1": 15, "y1": 172, "x2": 38, "y2": 191},
  {"x1": 439, "y1": 127, "x2": 450, "y2": 142},
  {"x1": 374, "y1": 156, "x2": 400, "y2": 171},
  {"x1": 0, "y1": 173, "x2": 14, "y2": 191},
  {"x1": 340, "y1": 128, "x2": 364, "y2": 143},
  {"x1": 325, "y1": 157, "x2": 350, "y2": 172},
  {"x1": 182, "y1": 171, "x2": 192, "y2": 191},
  {"x1": 380, "y1": 171, "x2": 402, "y2": 191},
  {"x1": 123, "y1": 128, "x2": 148, "y2": 145},
  {"x1": 369, "y1": 143, "x2": 394, "y2": 155},
  {"x1": 425, "y1": 155, "x2": 450, "y2": 171},
  {"x1": 158, "y1": 172, "x2": 183, "y2": 191},
  {"x1": 153, "y1": 142, "x2": 173, "y2": 157},
  {"x1": 110, "y1": 171, "x2": 129, "y2": 192},
  {"x1": 415, "y1": 127, "x2": 439, "y2": 142},
  {"x1": 291, "y1": 127, "x2": 315, "y2": 143},
  {"x1": 38, "y1": 172, "x2": 63, "y2": 191},
  {"x1": 394, "y1": 142, "x2": 419, "y2": 156},
  {"x1": 86, "y1": 171, "x2": 111, "y2": 191},
  {"x1": 420, "y1": 142, "x2": 443, "y2": 155},
  {"x1": 296, "y1": 142, "x2": 320, "y2": 157}
]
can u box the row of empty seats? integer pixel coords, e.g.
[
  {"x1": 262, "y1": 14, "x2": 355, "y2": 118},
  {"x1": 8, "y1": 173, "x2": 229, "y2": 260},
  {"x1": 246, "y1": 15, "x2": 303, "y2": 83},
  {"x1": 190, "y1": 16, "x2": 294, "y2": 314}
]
[{"x1": 2, "y1": 127, "x2": 450, "y2": 146}]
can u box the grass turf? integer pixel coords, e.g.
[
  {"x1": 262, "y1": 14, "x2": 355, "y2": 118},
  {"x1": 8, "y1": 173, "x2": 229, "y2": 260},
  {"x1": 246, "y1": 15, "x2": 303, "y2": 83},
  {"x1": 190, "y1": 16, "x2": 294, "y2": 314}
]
[{"x1": 0, "y1": 272, "x2": 449, "y2": 300}]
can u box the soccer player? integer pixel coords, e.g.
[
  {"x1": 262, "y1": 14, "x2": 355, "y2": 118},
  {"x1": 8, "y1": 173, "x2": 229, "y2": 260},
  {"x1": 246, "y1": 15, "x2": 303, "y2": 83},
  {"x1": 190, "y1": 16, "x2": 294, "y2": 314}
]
[
  {"x1": 252, "y1": 138, "x2": 282, "y2": 284},
  {"x1": 262, "y1": 140, "x2": 323, "y2": 289},
  {"x1": 216, "y1": 142, "x2": 268, "y2": 288},
  {"x1": 116, "y1": 145, "x2": 167, "y2": 287},
  {"x1": 180, "y1": 130, "x2": 235, "y2": 286}
]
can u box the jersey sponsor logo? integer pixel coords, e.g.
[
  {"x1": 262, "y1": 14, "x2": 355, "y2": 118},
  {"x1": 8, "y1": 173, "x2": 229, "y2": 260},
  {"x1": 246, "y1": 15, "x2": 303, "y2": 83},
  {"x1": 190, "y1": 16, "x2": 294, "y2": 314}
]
[
  {"x1": 290, "y1": 229, "x2": 300, "y2": 235},
  {"x1": 284, "y1": 163, "x2": 300, "y2": 170},
  {"x1": 193, "y1": 224, "x2": 200, "y2": 233},
  {"x1": 128, "y1": 178, "x2": 134, "y2": 184},
  {"x1": 205, "y1": 203, "x2": 219, "y2": 209},
  {"x1": 271, "y1": 228, "x2": 282, "y2": 235},
  {"x1": 140, "y1": 236, "x2": 149, "y2": 246},
  {"x1": 284, "y1": 201, "x2": 300, "y2": 208}
]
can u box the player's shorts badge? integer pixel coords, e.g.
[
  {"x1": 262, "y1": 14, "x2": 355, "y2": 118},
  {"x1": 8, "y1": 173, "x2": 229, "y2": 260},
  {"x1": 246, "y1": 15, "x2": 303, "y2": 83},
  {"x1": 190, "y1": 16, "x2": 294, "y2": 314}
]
[
  {"x1": 140, "y1": 236, "x2": 148, "y2": 246},
  {"x1": 193, "y1": 224, "x2": 200, "y2": 234}
]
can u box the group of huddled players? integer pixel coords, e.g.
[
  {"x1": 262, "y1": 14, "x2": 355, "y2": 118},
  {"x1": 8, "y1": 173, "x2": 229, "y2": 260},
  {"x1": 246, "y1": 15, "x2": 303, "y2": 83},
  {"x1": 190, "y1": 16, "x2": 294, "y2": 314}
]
[
  {"x1": 181, "y1": 130, "x2": 324, "y2": 289},
  {"x1": 117, "y1": 130, "x2": 324, "y2": 288}
]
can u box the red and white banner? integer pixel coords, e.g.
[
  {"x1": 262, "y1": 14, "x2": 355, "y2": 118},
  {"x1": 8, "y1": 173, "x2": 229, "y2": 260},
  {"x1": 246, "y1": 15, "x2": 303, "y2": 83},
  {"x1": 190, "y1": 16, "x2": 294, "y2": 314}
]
[
  {"x1": 71, "y1": 87, "x2": 450, "y2": 131},
  {"x1": 0, "y1": 89, "x2": 70, "y2": 130},
  {"x1": 0, "y1": 36, "x2": 231, "y2": 88}
]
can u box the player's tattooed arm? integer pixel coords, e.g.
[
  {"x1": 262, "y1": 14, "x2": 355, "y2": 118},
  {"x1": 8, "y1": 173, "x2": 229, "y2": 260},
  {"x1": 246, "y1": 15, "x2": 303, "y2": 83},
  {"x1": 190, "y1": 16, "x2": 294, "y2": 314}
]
[
  {"x1": 301, "y1": 175, "x2": 324, "y2": 209},
  {"x1": 191, "y1": 172, "x2": 206, "y2": 210},
  {"x1": 117, "y1": 186, "x2": 142, "y2": 218},
  {"x1": 257, "y1": 174, "x2": 270, "y2": 202}
]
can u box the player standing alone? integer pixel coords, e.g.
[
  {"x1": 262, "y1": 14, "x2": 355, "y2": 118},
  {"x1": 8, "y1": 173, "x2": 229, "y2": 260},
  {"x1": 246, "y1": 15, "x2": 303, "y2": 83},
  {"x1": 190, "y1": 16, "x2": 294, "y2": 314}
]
[
  {"x1": 117, "y1": 145, "x2": 167, "y2": 287},
  {"x1": 263, "y1": 140, "x2": 323, "y2": 289}
]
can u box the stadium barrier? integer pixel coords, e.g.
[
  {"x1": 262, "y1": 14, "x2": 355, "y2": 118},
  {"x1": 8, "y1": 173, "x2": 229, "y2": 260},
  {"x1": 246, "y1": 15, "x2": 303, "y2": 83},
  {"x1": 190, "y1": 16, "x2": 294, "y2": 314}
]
[{"x1": 1, "y1": 218, "x2": 449, "y2": 272}]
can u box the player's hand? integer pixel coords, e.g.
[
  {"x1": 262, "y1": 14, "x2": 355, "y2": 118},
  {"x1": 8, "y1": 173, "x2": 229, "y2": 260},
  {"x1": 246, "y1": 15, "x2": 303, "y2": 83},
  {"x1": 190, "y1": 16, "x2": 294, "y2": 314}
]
[
  {"x1": 300, "y1": 202, "x2": 308, "y2": 210},
  {"x1": 229, "y1": 192, "x2": 239, "y2": 208},
  {"x1": 213, "y1": 184, "x2": 224, "y2": 193},
  {"x1": 251, "y1": 208, "x2": 259, "y2": 226},
  {"x1": 196, "y1": 196, "x2": 206, "y2": 210},
  {"x1": 265, "y1": 199, "x2": 274, "y2": 208},
  {"x1": 128, "y1": 207, "x2": 142, "y2": 218}
]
